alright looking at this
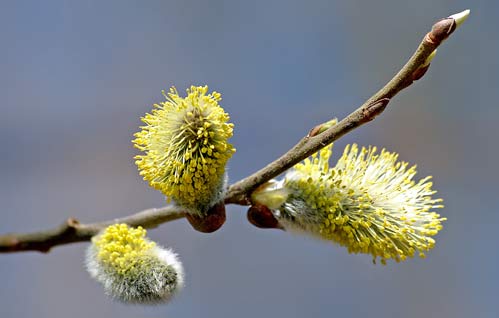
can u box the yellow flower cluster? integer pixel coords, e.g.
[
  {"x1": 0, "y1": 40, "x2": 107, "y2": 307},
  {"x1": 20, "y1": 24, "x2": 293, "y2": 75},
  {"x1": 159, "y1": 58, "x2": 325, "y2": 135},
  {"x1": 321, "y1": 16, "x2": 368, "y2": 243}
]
[
  {"x1": 92, "y1": 224, "x2": 155, "y2": 275},
  {"x1": 254, "y1": 144, "x2": 445, "y2": 264},
  {"x1": 133, "y1": 86, "x2": 236, "y2": 214},
  {"x1": 87, "y1": 224, "x2": 185, "y2": 303}
]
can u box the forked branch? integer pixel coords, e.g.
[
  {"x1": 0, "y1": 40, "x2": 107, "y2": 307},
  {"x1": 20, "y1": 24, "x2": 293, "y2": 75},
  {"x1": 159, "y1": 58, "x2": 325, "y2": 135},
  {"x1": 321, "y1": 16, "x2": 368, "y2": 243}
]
[{"x1": 0, "y1": 10, "x2": 470, "y2": 253}]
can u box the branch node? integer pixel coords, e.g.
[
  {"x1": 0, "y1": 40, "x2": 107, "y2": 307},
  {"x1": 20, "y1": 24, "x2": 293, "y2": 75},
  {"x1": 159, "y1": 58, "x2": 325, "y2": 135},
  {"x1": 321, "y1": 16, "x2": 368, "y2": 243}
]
[{"x1": 66, "y1": 217, "x2": 80, "y2": 228}]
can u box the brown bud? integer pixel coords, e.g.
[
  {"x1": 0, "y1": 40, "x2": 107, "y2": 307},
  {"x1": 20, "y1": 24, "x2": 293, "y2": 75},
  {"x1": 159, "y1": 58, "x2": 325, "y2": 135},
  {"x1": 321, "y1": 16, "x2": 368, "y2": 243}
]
[
  {"x1": 361, "y1": 98, "x2": 390, "y2": 123},
  {"x1": 308, "y1": 124, "x2": 323, "y2": 137},
  {"x1": 428, "y1": 18, "x2": 455, "y2": 45},
  {"x1": 186, "y1": 201, "x2": 226, "y2": 233},
  {"x1": 247, "y1": 204, "x2": 281, "y2": 229},
  {"x1": 308, "y1": 118, "x2": 338, "y2": 137},
  {"x1": 412, "y1": 64, "x2": 430, "y2": 81}
]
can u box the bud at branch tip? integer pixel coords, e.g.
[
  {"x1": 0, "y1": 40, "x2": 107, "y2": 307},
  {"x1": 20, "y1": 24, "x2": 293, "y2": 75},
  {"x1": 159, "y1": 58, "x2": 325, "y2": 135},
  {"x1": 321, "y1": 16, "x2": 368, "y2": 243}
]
[{"x1": 449, "y1": 9, "x2": 470, "y2": 28}]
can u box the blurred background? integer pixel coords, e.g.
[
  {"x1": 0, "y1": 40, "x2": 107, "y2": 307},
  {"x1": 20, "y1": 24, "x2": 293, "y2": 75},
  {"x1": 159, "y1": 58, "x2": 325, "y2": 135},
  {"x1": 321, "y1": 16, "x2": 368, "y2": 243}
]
[{"x1": 1, "y1": 1, "x2": 497, "y2": 317}]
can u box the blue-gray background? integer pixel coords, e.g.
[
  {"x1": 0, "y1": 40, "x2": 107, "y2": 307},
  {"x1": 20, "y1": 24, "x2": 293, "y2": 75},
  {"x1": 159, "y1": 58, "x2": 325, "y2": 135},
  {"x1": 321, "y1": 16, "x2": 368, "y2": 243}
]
[{"x1": 1, "y1": 1, "x2": 497, "y2": 317}]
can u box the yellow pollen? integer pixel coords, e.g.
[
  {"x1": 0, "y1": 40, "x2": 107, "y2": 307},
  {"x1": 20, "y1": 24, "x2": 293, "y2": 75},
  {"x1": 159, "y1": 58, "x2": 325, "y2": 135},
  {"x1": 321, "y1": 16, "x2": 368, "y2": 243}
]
[
  {"x1": 133, "y1": 85, "x2": 236, "y2": 213},
  {"x1": 92, "y1": 224, "x2": 155, "y2": 275},
  {"x1": 279, "y1": 143, "x2": 445, "y2": 264}
]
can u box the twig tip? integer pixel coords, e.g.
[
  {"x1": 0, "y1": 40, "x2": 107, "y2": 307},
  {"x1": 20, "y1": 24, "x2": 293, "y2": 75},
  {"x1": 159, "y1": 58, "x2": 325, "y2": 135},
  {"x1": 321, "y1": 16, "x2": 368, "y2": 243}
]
[{"x1": 449, "y1": 9, "x2": 470, "y2": 28}]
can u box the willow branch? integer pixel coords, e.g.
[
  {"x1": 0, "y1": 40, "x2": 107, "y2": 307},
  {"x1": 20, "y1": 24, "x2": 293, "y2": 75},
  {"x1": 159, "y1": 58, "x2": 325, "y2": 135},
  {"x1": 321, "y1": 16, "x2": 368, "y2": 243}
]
[
  {"x1": 0, "y1": 10, "x2": 469, "y2": 253},
  {"x1": 224, "y1": 10, "x2": 469, "y2": 204},
  {"x1": 0, "y1": 206, "x2": 185, "y2": 253}
]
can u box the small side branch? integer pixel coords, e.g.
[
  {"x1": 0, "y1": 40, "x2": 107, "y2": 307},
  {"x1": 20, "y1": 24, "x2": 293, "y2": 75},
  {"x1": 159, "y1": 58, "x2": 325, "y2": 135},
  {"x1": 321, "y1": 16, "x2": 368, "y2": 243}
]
[
  {"x1": 224, "y1": 10, "x2": 468, "y2": 204},
  {"x1": 0, "y1": 10, "x2": 469, "y2": 253}
]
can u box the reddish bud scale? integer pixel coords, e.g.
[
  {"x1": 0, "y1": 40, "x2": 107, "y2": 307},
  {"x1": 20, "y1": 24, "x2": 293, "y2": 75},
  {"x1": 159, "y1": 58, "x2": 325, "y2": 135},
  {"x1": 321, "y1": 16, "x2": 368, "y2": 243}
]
[
  {"x1": 412, "y1": 64, "x2": 430, "y2": 81},
  {"x1": 185, "y1": 201, "x2": 226, "y2": 233},
  {"x1": 428, "y1": 18, "x2": 456, "y2": 45},
  {"x1": 247, "y1": 204, "x2": 280, "y2": 229}
]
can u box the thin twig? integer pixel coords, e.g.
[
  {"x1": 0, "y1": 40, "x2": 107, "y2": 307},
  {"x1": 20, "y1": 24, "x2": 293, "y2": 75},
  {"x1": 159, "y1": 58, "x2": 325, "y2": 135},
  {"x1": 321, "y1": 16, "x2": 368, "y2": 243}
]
[
  {"x1": 0, "y1": 206, "x2": 185, "y2": 253},
  {"x1": 0, "y1": 10, "x2": 469, "y2": 253},
  {"x1": 224, "y1": 11, "x2": 467, "y2": 204}
]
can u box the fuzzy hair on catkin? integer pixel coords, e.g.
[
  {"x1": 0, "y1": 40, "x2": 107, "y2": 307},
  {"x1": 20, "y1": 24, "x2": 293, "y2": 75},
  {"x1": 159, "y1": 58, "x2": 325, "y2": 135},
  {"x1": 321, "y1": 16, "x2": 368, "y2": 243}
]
[{"x1": 85, "y1": 224, "x2": 184, "y2": 304}]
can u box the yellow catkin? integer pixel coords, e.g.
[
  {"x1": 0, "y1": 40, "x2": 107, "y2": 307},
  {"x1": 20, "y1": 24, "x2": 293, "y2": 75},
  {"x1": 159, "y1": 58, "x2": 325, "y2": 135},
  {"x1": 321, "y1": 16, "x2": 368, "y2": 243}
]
[
  {"x1": 253, "y1": 143, "x2": 446, "y2": 264},
  {"x1": 133, "y1": 86, "x2": 236, "y2": 214}
]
